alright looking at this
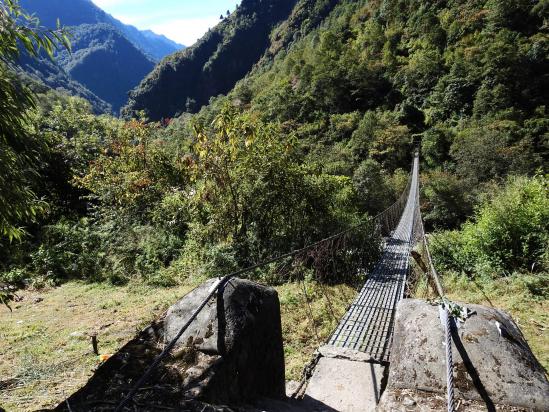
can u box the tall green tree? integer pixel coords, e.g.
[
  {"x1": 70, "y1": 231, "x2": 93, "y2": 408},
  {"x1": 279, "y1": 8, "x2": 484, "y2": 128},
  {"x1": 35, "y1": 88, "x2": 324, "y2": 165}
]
[{"x1": 0, "y1": 0, "x2": 70, "y2": 240}]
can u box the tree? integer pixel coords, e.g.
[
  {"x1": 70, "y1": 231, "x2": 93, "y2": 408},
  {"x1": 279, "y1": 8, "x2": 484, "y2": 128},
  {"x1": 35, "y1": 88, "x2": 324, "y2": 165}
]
[
  {"x1": 0, "y1": 0, "x2": 69, "y2": 241},
  {"x1": 352, "y1": 159, "x2": 392, "y2": 215},
  {"x1": 191, "y1": 104, "x2": 343, "y2": 265}
]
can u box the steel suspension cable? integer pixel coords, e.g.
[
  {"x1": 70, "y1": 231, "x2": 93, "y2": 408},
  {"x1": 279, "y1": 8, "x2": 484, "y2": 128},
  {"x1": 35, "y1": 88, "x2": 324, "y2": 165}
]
[
  {"x1": 113, "y1": 172, "x2": 415, "y2": 411},
  {"x1": 415, "y1": 207, "x2": 456, "y2": 412}
]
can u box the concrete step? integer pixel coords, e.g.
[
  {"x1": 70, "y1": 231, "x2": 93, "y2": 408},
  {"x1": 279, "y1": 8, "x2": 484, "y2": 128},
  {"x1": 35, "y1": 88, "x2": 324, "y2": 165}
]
[
  {"x1": 247, "y1": 347, "x2": 385, "y2": 411},
  {"x1": 301, "y1": 353, "x2": 385, "y2": 411}
]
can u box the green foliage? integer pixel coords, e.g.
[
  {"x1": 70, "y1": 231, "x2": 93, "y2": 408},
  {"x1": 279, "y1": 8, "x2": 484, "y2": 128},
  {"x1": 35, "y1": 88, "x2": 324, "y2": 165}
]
[
  {"x1": 0, "y1": 0, "x2": 69, "y2": 241},
  {"x1": 76, "y1": 118, "x2": 188, "y2": 216},
  {"x1": 27, "y1": 218, "x2": 184, "y2": 285},
  {"x1": 2, "y1": 0, "x2": 547, "y2": 294},
  {"x1": 29, "y1": 219, "x2": 102, "y2": 284},
  {"x1": 451, "y1": 116, "x2": 542, "y2": 184},
  {"x1": 190, "y1": 104, "x2": 362, "y2": 268},
  {"x1": 421, "y1": 126, "x2": 454, "y2": 168},
  {"x1": 352, "y1": 159, "x2": 393, "y2": 215},
  {"x1": 421, "y1": 171, "x2": 473, "y2": 229},
  {"x1": 431, "y1": 175, "x2": 549, "y2": 276}
]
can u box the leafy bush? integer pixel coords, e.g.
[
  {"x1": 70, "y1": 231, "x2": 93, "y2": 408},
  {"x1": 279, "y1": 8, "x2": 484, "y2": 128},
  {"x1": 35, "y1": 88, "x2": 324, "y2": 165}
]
[
  {"x1": 352, "y1": 159, "x2": 393, "y2": 215},
  {"x1": 0, "y1": 0, "x2": 69, "y2": 241},
  {"x1": 0, "y1": 267, "x2": 29, "y2": 286},
  {"x1": 421, "y1": 171, "x2": 473, "y2": 229},
  {"x1": 102, "y1": 224, "x2": 184, "y2": 284},
  {"x1": 27, "y1": 218, "x2": 184, "y2": 285},
  {"x1": 431, "y1": 175, "x2": 549, "y2": 276},
  {"x1": 29, "y1": 219, "x2": 102, "y2": 284}
]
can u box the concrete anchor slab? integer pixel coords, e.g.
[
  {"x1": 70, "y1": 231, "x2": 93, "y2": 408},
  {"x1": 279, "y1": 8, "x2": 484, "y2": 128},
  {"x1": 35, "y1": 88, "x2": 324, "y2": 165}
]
[{"x1": 303, "y1": 356, "x2": 385, "y2": 411}]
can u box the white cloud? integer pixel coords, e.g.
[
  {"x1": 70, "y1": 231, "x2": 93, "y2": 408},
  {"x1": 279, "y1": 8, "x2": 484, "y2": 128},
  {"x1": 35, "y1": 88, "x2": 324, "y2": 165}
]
[{"x1": 149, "y1": 16, "x2": 220, "y2": 46}]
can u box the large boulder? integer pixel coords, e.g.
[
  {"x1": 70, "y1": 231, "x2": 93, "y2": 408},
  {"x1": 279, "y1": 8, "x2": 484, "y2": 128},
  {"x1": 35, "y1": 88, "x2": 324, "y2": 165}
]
[
  {"x1": 378, "y1": 299, "x2": 549, "y2": 411},
  {"x1": 54, "y1": 277, "x2": 285, "y2": 410},
  {"x1": 163, "y1": 277, "x2": 286, "y2": 403}
]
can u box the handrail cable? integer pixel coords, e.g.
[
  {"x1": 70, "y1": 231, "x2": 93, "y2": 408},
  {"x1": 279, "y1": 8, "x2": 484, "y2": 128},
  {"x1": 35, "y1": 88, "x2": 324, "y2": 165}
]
[{"x1": 114, "y1": 162, "x2": 416, "y2": 411}]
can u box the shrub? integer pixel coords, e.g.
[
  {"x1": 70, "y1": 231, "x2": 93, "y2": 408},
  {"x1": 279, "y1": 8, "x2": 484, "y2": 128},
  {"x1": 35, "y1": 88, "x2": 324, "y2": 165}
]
[
  {"x1": 30, "y1": 219, "x2": 102, "y2": 284},
  {"x1": 28, "y1": 218, "x2": 184, "y2": 285},
  {"x1": 421, "y1": 171, "x2": 473, "y2": 229},
  {"x1": 353, "y1": 159, "x2": 393, "y2": 215},
  {"x1": 0, "y1": 267, "x2": 29, "y2": 286},
  {"x1": 431, "y1": 175, "x2": 549, "y2": 276}
]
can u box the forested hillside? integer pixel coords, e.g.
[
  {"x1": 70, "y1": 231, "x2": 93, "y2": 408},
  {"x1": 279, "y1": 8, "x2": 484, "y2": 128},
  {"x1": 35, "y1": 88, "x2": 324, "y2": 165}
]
[
  {"x1": 231, "y1": 0, "x2": 549, "y2": 224},
  {"x1": 56, "y1": 24, "x2": 155, "y2": 111},
  {"x1": 2, "y1": 0, "x2": 547, "y2": 291},
  {"x1": 16, "y1": 52, "x2": 112, "y2": 113},
  {"x1": 124, "y1": 0, "x2": 332, "y2": 120}
]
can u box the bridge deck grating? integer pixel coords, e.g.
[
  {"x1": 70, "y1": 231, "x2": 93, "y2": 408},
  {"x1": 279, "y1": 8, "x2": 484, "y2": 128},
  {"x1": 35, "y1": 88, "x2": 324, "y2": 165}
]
[{"x1": 328, "y1": 156, "x2": 419, "y2": 362}]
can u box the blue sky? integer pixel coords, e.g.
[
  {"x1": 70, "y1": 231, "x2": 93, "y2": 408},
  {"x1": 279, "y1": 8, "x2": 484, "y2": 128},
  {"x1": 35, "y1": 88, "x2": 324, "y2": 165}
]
[{"x1": 92, "y1": 0, "x2": 240, "y2": 46}]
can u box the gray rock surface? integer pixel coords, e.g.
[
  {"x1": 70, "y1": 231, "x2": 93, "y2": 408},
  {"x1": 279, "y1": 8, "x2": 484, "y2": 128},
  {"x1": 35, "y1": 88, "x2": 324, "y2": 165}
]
[
  {"x1": 164, "y1": 277, "x2": 286, "y2": 404},
  {"x1": 377, "y1": 388, "x2": 528, "y2": 412},
  {"x1": 380, "y1": 299, "x2": 549, "y2": 411},
  {"x1": 164, "y1": 278, "x2": 220, "y2": 353},
  {"x1": 54, "y1": 277, "x2": 285, "y2": 411}
]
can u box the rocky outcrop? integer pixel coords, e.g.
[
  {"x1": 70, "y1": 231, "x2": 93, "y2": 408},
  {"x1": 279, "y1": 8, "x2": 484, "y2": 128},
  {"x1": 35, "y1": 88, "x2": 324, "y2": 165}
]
[
  {"x1": 54, "y1": 277, "x2": 285, "y2": 411},
  {"x1": 378, "y1": 299, "x2": 549, "y2": 411}
]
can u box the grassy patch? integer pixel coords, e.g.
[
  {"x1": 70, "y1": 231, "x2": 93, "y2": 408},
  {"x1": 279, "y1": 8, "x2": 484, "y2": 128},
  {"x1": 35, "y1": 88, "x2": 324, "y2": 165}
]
[
  {"x1": 0, "y1": 282, "x2": 194, "y2": 411},
  {"x1": 277, "y1": 282, "x2": 355, "y2": 380},
  {"x1": 414, "y1": 272, "x2": 548, "y2": 372},
  {"x1": 0, "y1": 280, "x2": 355, "y2": 410}
]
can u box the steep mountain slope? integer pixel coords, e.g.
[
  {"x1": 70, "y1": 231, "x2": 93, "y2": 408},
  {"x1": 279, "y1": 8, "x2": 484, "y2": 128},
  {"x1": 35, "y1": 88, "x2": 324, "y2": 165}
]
[
  {"x1": 223, "y1": 0, "x2": 548, "y2": 219},
  {"x1": 109, "y1": 22, "x2": 183, "y2": 62},
  {"x1": 19, "y1": 0, "x2": 183, "y2": 60},
  {"x1": 17, "y1": 50, "x2": 112, "y2": 113},
  {"x1": 54, "y1": 24, "x2": 155, "y2": 111},
  {"x1": 124, "y1": 0, "x2": 340, "y2": 120}
]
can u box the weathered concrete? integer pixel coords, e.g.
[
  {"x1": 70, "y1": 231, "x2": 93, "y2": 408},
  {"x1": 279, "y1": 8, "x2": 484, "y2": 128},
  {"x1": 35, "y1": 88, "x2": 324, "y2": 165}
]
[
  {"x1": 164, "y1": 278, "x2": 220, "y2": 353},
  {"x1": 377, "y1": 388, "x2": 529, "y2": 412},
  {"x1": 379, "y1": 299, "x2": 549, "y2": 411},
  {"x1": 164, "y1": 277, "x2": 286, "y2": 404},
  {"x1": 304, "y1": 356, "x2": 384, "y2": 411},
  {"x1": 54, "y1": 277, "x2": 285, "y2": 410},
  {"x1": 318, "y1": 344, "x2": 377, "y2": 362}
]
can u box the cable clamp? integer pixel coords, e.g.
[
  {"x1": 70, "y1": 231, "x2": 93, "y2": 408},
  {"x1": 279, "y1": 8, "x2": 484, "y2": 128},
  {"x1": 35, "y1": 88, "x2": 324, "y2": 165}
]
[{"x1": 435, "y1": 298, "x2": 474, "y2": 329}]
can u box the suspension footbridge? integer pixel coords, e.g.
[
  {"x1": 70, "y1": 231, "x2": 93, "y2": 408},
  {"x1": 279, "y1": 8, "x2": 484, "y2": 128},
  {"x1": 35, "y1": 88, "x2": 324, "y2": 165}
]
[
  {"x1": 328, "y1": 154, "x2": 419, "y2": 362},
  {"x1": 110, "y1": 152, "x2": 428, "y2": 412}
]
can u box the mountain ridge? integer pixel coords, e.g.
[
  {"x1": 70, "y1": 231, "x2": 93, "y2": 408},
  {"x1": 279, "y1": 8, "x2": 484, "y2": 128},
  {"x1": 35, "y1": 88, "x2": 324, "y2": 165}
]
[
  {"x1": 19, "y1": 0, "x2": 184, "y2": 61},
  {"x1": 17, "y1": 0, "x2": 183, "y2": 112},
  {"x1": 124, "y1": 0, "x2": 310, "y2": 120}
]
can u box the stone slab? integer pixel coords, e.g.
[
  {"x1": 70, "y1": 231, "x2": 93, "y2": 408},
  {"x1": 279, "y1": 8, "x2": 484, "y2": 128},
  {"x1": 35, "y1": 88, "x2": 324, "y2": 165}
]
[
  {"x1": 164, "y1": 277, "x2": 286, "y2": 403},
  {"x1": 304, "y1": 357, "x2": 384, "y2": 411},
  {"x1": 384, "y1": 299, "x2": 549, "y2": 410},
  {"x1": 318, "y1": 344, "x2": 378, "y2": 362},
  {"x1": 164, "y1": 278, "x2": 220, "y2": 353}
]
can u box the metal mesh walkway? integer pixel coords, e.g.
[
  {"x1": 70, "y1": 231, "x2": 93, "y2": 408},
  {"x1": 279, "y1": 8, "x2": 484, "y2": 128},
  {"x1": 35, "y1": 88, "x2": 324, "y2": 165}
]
[{"x1": 328, "y1": 154, "x2": 419, "y2": 362}]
